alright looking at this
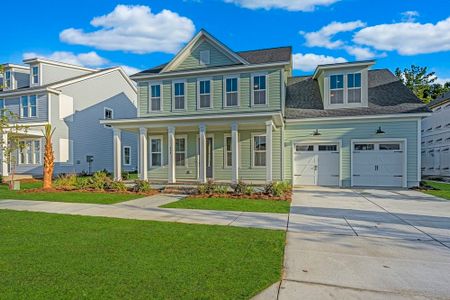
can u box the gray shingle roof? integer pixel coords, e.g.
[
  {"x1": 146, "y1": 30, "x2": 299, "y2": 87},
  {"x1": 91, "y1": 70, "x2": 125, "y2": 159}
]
[
  {"x1": 428, "y1": 91, "x2": 450, "y2": 108},
  {"x1": 285, "y1": 69, "x2": 430, "y2": 119},
  {"x1": 132, "y1": 47, "x2": 292, "y2": 77}
]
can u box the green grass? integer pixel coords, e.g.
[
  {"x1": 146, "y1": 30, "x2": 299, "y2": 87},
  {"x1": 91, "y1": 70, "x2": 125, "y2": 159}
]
[
  {"x1": 423, "y1": 181, "x2": 450, "y2": 200},
  {"x1": 0, "y1": 210, "x2": 285, "y2": 299},
  {"x1": 161, "y1": 197, "x2": 291, "y2": 213},
  {"x1": 0, "y1": 181, "x2": 141, "y2": 204}
]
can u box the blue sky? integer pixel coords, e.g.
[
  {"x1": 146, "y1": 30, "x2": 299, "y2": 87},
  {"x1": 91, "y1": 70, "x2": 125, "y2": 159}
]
[{"x1": 2, "y1": 0, "x2": 450, "y2": 81}]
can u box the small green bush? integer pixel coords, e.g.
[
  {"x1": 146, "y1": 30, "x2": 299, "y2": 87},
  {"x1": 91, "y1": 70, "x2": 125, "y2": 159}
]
[
  {"x1": 54, "y1": 174, "x2": 77, "y2": 188},
  {"x1": 244, "y1": 185, "x2": 254, "y2": 196},
  {"x1": 232, "y1": 180, "x2": 248, "y2": 195},
  {"x1": 214, "y1": 185, "x2": 229, "y2": 194},
  {"x1": 134, "y1": 180, "x2": 151, "y2": 193},
  {"x1": 197, "y1": 179, "x2": 217, "y2": 195},
  {"x1": 121, "y1": 172, "x2": 130, "y2": 180},
  {"x1": 264, "y1": 181, "x2": 292, "y2": 197},
  {"x1": 91, "y1": 171, "x2": 112, "y2": 190},
  {"x1": 75, "y1": 177, "x2": 93, "y2": 189},
  {"x1": 108, "y1": 181, "x2": 128, "y2": 192}
]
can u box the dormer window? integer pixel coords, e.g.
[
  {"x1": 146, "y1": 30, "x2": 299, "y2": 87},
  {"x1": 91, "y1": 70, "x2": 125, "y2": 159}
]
[
  {"x1": 330, "y1": 75, "x2": 344, "y2": 104},
  {"x1": 199, "y1": 50, "x2": 210, "y2": 65},
  {"x1": 4, "y1": 70, "x2": 11, "y2": 89},
  {"x1": 32, "y1": 66, "x2": 39, "y2": 85},
  {"x1": 347, "y1": 73, "x2": 361, "y2": 103}
]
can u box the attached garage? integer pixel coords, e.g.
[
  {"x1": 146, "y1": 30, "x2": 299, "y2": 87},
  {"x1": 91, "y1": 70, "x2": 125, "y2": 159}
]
[
  {"x1": 293, "y1": 142, "x2": 340, "y2": 186},
  {"x1": 351, "y1": 139, "x2": 407, "y2": 187}
]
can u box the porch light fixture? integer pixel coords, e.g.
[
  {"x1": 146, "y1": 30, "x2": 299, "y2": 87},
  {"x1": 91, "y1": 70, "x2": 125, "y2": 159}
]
[
  {"x1": 312, "y1": 129, "x2": 321, "y2": 136},
  {"x1": 376, "y1": 126, "x2": 385, "y2": 134}
]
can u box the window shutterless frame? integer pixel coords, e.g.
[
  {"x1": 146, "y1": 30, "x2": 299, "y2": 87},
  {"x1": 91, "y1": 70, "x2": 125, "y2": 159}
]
[
  {"x1": 19, "y1": 95, "x2": 38, "y2": 118},
  {"x1": 172, "y1": 80, "x2": 187, "y2": 111},
  {"x1": 175, "y1": 135, "x2": 188, "y2": 167},
  {"x1": 223, "y1": 75, "x2": 240, "y2": 108},
  {"x1": 123, "y1": 146, "x2": 131, "y2": 166},
  {"x1": 251, "y1": 73, "x2": 268, "y2": 106},
  {"x1": 149, "y1": 135, "x2": 164, "y2": 168},
  {"x1": 31, "y1": 65, "x2": 40, "y2": 86},
  {"x1": 149, "y1": 81, "x2": 163, "y2": 112},
  {"x1": 104, "y1": 107, "x2": 114, "y2": 128},
  {"x1": 251, "y1": 133, "x2": 267, "y2": 168},
  {"x1": 197, "y1": 77, "x2": 213, "y2": 109},
  {"x1": 223, "y1": 134, "x2": 240, "y2": 168}
]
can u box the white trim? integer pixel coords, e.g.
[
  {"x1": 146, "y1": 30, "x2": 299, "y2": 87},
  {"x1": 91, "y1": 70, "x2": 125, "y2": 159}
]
[
  {"x1": 313, "y1": 60, "x2": 375, "y2": 79},
  {"x1": 0, "y1": 87, "x2": 61, "y2": 97},
  {"x1": 196, "y1": 132, "x2": 215, "y2": 181},
  {"x1": 251, "y1": 132, "x2": 267, "y2": 168},
  {"x1": 197, "y1": 77, "x2": 213, "y2": 110},
  {"x1": 350, "y1": 138, "x2": 407, "y2": 188},
  {"x1": 224, "y1": 133, "x2": 240, "y2": 168},
  {"x1": 30, "y1": 65, "x2": 40, "y2": 87},
  {"x1": 23, "y1": 58, "x2": 96, "y2": 72},
  {"x1": 123, "y1": 146, "x2": 131, "y2": 166},
  {"x1": 17, "y1": 138, "x2": 43, "y2": 166},
  {"x1": 149, "y1": 135, "x2": 164, "y2": 168},
  {"x1": 223, "y1": 75, "x2": 240, "y2": 108},
  {"x1": 172, "y1": 79, "x2": 187, "y2": 111},
  {"x1": 2, "y1": 63, "x2": 29, "y2": 70},
  {"x1": 103, "y1": 107, "x2": 114, "y2": 128},
  {"x1": 175, "y1": 134, "x2": 188, "y2": 168},
  {"x1": 148, "y1": 81, "x2": 163, "y2": 112},
  {"x1": 251, "y1": 72, "x2": 268, "y2": 107},
  {"x1": 417, "y1": 119, "x2": 422, "y2": 183},
  {"x1": 19, "y1": 95, "x2": 38, "y2": 118},
  {"x1": 286, "y1": 113, "x2": 430, "y2": 123}
]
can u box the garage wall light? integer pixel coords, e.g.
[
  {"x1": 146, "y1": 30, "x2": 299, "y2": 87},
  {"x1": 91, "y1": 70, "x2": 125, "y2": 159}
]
[
  {"x1": 312, "y1": 129, "x2": 321, "y2": 136},
  {"x1": 376, "y1": 126, "x2": 385, "y2": 134}
]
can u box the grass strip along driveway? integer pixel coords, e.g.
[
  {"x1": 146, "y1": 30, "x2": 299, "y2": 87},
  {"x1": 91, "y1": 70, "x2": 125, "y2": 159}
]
[
  {"x1": 0, "y1": 182, "x2": 141, "y2": 204},
  {"x1": 161, "y1": 197, "x2": 291, "y2": 213},
  {"x1": 423, "y1": 181, "x2": 450, "y2": 200},
  {"x1": 0, "y1": 210, "x2": 285, "y2": 299}
]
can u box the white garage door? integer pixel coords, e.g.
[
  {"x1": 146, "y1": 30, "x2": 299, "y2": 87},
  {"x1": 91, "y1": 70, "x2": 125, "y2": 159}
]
[
  {"x1": 294, "y1": 143, "x2": 340, "y2": 186},
  {"x1": 352, "y1": 142, "x2": 405, "y2": 187}
]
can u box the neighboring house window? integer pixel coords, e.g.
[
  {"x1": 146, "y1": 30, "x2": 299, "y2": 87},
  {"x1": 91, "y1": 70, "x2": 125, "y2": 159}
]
[
  {"x1": 5, "y1": 70, "x2": 11, "y2": 89},
  {"x1": 175, "y1": 137, "x2": 186, "y2": 166},
  {"x1": 225, "y1": 136, "x2": 232, "y2": 167},
  {"x1": 198, "y1": 79, "x2": 211, "y2": 109},
  {"x1": 104, "y1": 108, "x2": 113, "y2": 128},
  {"x1": 253, "y1": 135, "x2": 266, "y2": 167},
  {"x1": 123, "y1": 146, "x2": 131, "y2": 166},
  {"x1": 330, "y1": 75, "x2": 344, "y2": 104},
  {"x1": 253, "y1": 74, "x2": 267, "y2": 105},
  {"x1": 0, "y1": 99, "x2": 4, "y2": 116},
  {"x1": 347, "y1": 73, "x2": 361, "y2": 103},
  {"x1": 150, "y1": 84, "x2": 162, "y2": 111},
  {"x1": 32, "y1": 66, "x2": 39, "y2": 85},
  {"x1": 150, "y1": 137, "x2": 162, "y2": 167},
  {"x1": 20, "y1": 95, "x2": 37, "y2": 118},
  {"x1": 225, "y1": 77, "x2": 238, "y2": 107},
  {"x1": 173, "y1": 82, "x2": 185, "y2": 110},
  {"x1": 199, "y1": 50, "x2": 210, "y2": 65},
  {"x1": 19, "y1": 140, "x2": 41, "y2": 165}
]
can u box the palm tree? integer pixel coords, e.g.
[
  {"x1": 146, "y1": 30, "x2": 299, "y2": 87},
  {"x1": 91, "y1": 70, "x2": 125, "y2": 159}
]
[{"x1": 42, "y1": 124, "x2": 55, "y2": 189}]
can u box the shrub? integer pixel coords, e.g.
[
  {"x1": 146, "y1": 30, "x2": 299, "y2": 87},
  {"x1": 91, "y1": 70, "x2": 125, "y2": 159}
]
[
  {"x1": 108, "y1": 181, "x2": 128, "y2": 192},
  {"x1": 90, "y1": 171, "x2": 112, "y2": 190},
  {"x1": 75, "y1": 177, "x2": 93, "y2": 189},
  {"x1": 232, "y1": 180, "x2": 248, "y2": 195},
  {"x1": 197, "y1": 179, "x2": 217, "y2": 195},
  {"x1": 244, "y1": 185, "x2": 254, "y2": 196},
  {"x1": 264, "y1": 181, "x2": 292, "y2": 197},
  {"x1": 214, "y1": 185, "x2": 229, "y2": 195},
  {"x1": 134, "y1": 180, "x2": 151, "y2": 193},
  {"x1": 0, "y1": 175, "x2": 3, "y2": 184},
  {"x1": 54, "y1": 174, "x2": 77, "y2": 188},
  {"x1": 121, "y1": 172, "x2": 130, "y2": 180}
]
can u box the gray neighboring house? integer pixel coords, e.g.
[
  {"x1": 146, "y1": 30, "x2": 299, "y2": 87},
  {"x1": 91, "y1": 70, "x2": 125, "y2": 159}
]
[{"x1": 0, "y1": 58, "x2": 138, "y2": 178}]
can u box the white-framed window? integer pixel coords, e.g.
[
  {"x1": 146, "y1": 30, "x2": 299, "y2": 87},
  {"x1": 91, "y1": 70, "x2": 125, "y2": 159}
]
[
  {"x1": 175, "y1": 136, "x2": 187, "y2": 167},
  {"x1": 123, "y1": 146, "x2": 131, "y2": 166},
  {"x1": 347, "y1": 73, "x2": 361, "y2": 103},
  {"x1": 104, "y1": 107, "x2": 113, "y2": 127},
  {"x1": 330, "y1": 74, "x2": 344, "y2": 104},
  {"x1": 4, "y1": 70, "x2": 11, "y2": 89},
  {"x1": 198, "y1": 79, "x2": 212, "y2": 109},
  {"x1": 173, "y1": 81, "x2": 186, "y2": 110},
  {"x1": 252, "y1": 74, "x2": 267, "y2": 105},
  {"x1": 18, "y1": 139, "x2": 41, "y2": 165},
  {"x1": 224, "y1": 134, "x2": 240, "y2": 168},
  {"x1": 225, "y1": 76, "x2": 239, "y2": 107},
  {"x1": 252, "y1": 134, "x2": 266, "y2": 167},
  {"x1": 150, "y1": 136, "x2": 163, "y2": 167},
  {"x1": 32, "y1": 66, "x2": 39, "y2": 85},
  {"x1": 20, "y1": 95, "x2": 37, "y2": 118},
  {"x1": 199, "y1": 50, "x2": 210, "y2": 65},
  {"x1": 150, "y1": 83, "x2": 162, "y2": 112}
]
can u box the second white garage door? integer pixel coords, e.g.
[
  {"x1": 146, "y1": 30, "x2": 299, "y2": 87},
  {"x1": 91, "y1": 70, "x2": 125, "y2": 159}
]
[{"x1": 352, "y1": 141, "x2": 405, "y2": 187}]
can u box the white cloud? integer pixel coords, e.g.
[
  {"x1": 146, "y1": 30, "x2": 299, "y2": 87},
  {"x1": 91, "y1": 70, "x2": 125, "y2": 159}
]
[
  {"x1": 401, "y1": 11, "x2": 419, "y2": 23},
  {"x1": 302, "y1": 20, "x2": 366, "y2": 49},
  {"x1": 23, "y1": 51, "x2": 108, "y2": 67},
  {"x1": 353, "y1": 17, "x2": 450, "y2": 55},
  {"x1": 224, "y1": 0, "x2": 339, "y2": 11},
  {"x1": 120, "y1": 65, "x2": 141, "y2": 75},
  {"x1": 293, "y1": 53, "x2": 347, "y2": 71},
  {"x1": 60, "y1": 5, "x2": 195, "y2": 54},
  {"x1": 435, "y1": 76, "x2": 450, "y2": 85},
  {"x1": 344, "y1": 46, "x2": 382, "y2": 60}
]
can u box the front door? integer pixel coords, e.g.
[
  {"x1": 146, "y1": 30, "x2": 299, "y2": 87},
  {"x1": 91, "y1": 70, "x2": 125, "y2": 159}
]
[{"x1": 206, "y1": 137, "x2": 213, "y2": 179}]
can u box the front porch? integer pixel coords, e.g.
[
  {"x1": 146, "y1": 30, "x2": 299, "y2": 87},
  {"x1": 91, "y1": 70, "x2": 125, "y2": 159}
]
[{"x1": 103, "y1": 112, "x2": 284, "y2": 184}]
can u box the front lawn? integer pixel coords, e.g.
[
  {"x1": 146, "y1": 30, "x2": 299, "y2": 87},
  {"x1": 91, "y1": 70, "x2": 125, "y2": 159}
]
[
  {"x1": 423, "y1": 181, "x2": 450, "y2": 200},
  {"x1": 0, "y1": 210, "x2": 285, "y2": 299},
  {"x1": 161, "y1": 197, "x2": 291, "y2": 213},
  {"x1": 0, "y1": 181, "x2": 141, "y2": 204}
]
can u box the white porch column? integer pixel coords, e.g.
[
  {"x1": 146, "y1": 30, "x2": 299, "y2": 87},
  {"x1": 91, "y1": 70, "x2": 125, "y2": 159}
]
[
  {"x1": 0, "y1": 133, "x2": 8, "y2": 177},
  {"x1": 113, "y1": 128, "x2": 122, "y2": 181},
  {"x1": 168, "y1": 126, "x2": 176, "y2": 183},
  {"x1": 199, "y1": 123, "x2": 207, "y2": 183},
  {"x1": 265, "y1": 121, "x2": 273, "y2": 183},
  {"x1": 231, "y1": 122, "x2": 239, "y2": 184},
  {"x1": 139, "y1": 127, "x2": 148, "y2": 181}
]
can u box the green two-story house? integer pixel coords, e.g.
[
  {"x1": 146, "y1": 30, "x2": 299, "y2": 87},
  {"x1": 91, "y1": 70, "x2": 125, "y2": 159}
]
[{"x1": 103, "y1": 30, "x2": 430, "y2": 188}]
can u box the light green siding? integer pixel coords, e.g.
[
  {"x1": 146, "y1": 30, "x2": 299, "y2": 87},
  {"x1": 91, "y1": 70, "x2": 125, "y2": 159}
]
[
  {"x1": 284, "y1": 118, "x2": 419, "y2": 187},
  {"x1": 174, "y1": 39, "x2": 237, "y2": 71}
]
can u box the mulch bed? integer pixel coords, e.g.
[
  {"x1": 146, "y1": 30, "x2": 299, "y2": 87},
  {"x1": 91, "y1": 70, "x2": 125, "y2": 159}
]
[
  {"x1": 21, "y1": 187, "x2": 159, "y2": 196},
  {"x1": 190, "y1": 191, "x2": 292, "y2": 202}
]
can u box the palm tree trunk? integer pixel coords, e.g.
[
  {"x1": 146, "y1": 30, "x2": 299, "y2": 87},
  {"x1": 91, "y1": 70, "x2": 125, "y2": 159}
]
[{"x1": 43, "y1": 125, "x2": 55, "y2": 190}]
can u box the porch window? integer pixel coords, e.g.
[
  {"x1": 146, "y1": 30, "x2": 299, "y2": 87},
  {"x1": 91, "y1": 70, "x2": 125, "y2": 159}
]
[
  {"x1": 150, "y1": 137, "x2": 162, "y2": 167},
  {"x1": 173, "y1": 82, "x2": 185, "y2": 110},
  {"x1": 18, "y1": 139, "x2": 41, "y2": 165},
  {"x1": 252, "y1": 74, "x2": 267, "y2": 105},
  {"x1": 175, "y1": 137, "x2": 186, "y2": 166},
  {"x1": 253, "y1": 135, "x2": 266, "y2": 167},
  {"x1": 5, "y1": 70, "x2": 11, "y2": 89},
  {"x1": 347, "y1": 73, "x2": 361, "y2": 103},
  {"x1": 198, "y1": 79, "x2": 211, "y2": 108},
  {"x1": 150, "y1": 84, "x2": 162, "y2": 111},
  {"x1": 225, "y1": 136, "x2": 232, "y2": 167},
  {"x1": 123, "y1": 146, "x2": 131, "y2": 166},
  {"x1": 32, "y1": 66, "x2": 39, "y2": 85},
  {"x1": 225, "y1": 77, "x2": 238, "y2": 107},
  {"x1": 330, "y1": 74, "x2": 344, "y2": 104}
]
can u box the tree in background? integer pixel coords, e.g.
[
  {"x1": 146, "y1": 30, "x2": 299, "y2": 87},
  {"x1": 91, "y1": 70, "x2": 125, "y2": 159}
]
[
  {"x1": 42, "y1": 124, "x2": 55, "y2": 189},
  {"x1": 395, "y1": 65, "x2": 450, "y2": 103}
]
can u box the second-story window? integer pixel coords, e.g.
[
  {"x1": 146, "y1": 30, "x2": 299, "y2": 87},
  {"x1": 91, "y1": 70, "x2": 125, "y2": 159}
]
[
  {"x1": 198, "y1": 79, "x2": 211, "y2": 109},
  {"x1": 330, "y1": 75, "x2": 344, "y2": 104},
  {"x1": 173, "y1": 82, "x2": 185, "y2": 110},
  {"x1": 32, "y1": 66, "x2": 39, "y2": 85},
  {"x1": 104, "y1": 107, "x2": 113, "y2": 128},
  {"x1": 150, "y1": 84, "x2": 162, "y2": 112},
  {"x1": 225, "y1": 77, "x2": 238, "y2": 107},
  {"x1": 347, "y1": 73, "x2": 361, "y2": 103},
  {"x1": 20, "y1": 95, "x2": 37, "y2": 118},
  {"x1": 5, "y1": 70, "x2": 11, "y2": 89},
  {"x1": 253, "y1": 74, "x2": 267, "y2": 105}
]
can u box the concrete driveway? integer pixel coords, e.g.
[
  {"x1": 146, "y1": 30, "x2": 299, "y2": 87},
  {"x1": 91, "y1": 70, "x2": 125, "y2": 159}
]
[{"x1": 279, "y1": 187, "x2": 450, "y2": 299}]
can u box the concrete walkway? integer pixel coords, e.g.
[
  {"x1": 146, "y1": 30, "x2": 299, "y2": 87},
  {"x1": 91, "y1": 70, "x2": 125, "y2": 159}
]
[
  {"x1": 0, "y1": 194, "x2": 288, "y2": 230},
  {"x1": 276, "y1": 187, "x2": 450, "y2": 300}
]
